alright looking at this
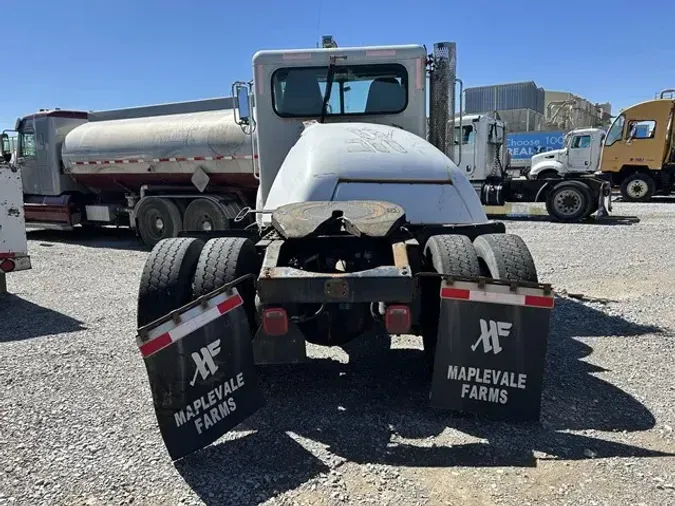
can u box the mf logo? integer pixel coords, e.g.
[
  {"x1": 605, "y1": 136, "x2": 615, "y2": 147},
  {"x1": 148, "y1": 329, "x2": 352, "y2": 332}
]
[
  {"x1": 189, "y1": 339, "x2": 221, "y2": 387},
  {"x1": 471, "y1": 319, "x2": 512, "y2": 355}
]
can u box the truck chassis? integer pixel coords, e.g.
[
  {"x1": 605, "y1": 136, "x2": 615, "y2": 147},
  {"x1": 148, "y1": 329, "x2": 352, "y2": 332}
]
[
  {"x1": 135, "y1": 200, "x2": 555, "y2": 461},
  {"x1": 479, "y1": 174, "x2": 612, "y2": 222}
]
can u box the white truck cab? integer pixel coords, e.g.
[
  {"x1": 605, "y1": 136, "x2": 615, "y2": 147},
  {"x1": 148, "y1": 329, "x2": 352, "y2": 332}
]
[
  {"x1": 528, "y1": 127, "x2": 606, "y2": 180},
  {"x1": 452, "y1": 113, "x2": 508, "y2": 183}
]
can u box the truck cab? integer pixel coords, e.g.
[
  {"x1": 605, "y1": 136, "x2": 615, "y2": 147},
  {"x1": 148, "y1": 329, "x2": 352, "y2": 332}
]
[
  {"x1": 451, "y1": 113, "x2": 508, "y2": 183},
  {"x1": 528, "y1": 127, "x2": 606, "y2": 180},
  {"x1": 232, "y1": 41, "x2": 487, "y2": 228},
  {"x1": 598, "y1": 96, "x2": 675, "y2": 201}
]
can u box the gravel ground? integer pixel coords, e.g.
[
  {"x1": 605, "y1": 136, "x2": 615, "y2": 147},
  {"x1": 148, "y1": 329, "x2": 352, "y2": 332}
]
[{"x1": 1, "y1": 202, "x2": 674, "y2": 506}]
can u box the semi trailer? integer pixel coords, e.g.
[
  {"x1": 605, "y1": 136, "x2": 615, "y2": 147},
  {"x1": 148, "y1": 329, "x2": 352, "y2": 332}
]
[{"x1": 133, "y1": 40, "x2": 556, "y2": 461}]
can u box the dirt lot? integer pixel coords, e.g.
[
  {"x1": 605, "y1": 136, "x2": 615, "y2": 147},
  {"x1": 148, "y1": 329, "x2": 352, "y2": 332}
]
[{"x1": 1, "y1": 202, "x2": 674, "y2": 506}]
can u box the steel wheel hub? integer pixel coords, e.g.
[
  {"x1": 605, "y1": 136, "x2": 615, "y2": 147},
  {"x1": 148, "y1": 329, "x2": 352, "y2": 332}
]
[
  {"x1": 554, "y1": 190, "x2": 582, "y2": 216},
  {"x1": 628, "y1": 180, "x2": 648, "y2": 199}
]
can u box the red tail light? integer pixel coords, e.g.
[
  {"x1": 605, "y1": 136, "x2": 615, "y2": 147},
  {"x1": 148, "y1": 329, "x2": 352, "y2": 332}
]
[
  {"x1": 262, "y1": 308, "x2": 289, "y2": 336},
  {"x1": 0, "y1": 258, "x2": 15, "y2": 272},
  {"x1": 385, "y1": 305, "x2": 411, "y2": 334}
]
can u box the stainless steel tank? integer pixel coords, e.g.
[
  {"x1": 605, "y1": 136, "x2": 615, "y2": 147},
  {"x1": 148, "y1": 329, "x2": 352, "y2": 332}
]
[{"x1": 62, "y1": 98, "x2": 257, "y2": 192}]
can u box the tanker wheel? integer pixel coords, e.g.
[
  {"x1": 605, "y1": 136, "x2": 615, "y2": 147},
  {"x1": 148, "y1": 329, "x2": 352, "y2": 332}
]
[
  {"x1": 183, "y1": 198, "x2": 229, "y2": 233},
  {"x1": 135, "y1": 197, "x2": 183, "y2": 248},
  {"x1": 420, "y1": 234, "x2": 482, "y2": 367}
]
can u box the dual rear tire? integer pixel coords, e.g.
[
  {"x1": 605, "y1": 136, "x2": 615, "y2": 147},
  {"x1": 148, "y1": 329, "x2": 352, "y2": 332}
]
[
  {"x1": 137, "y1": 236, "x2": 259, "y2": 328},
  {"x1": 421, "y1": 233, "x2": 538, "y2": 363}
]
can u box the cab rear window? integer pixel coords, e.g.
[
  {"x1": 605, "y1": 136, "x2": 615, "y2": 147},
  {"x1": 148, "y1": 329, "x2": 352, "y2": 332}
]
[{"x1": 271, "y1": 63, "x2": 408, "y2": 118}]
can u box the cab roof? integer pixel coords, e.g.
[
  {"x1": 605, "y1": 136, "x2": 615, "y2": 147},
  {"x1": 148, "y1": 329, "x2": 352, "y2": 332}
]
[{"x1": 253, "y1": 44, "x2": 426, "y2": 65}]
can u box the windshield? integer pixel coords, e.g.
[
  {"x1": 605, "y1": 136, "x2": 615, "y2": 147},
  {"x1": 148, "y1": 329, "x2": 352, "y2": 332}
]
[
  {"x1": 272, "y1": 63, "x2": 408, "y2": 118},
  {"x1": 605, "y1": 113, "x2": 625, "y2": 146}
]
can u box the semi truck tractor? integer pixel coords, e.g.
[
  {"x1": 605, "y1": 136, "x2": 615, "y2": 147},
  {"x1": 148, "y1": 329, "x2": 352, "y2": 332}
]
[
  {"x1": 0, "y1": 143, "x2": 31, "y2": 294},
  {"x1": 132, "y1": 40, "x2": 556, "y2": 461},
  {"x1": 597, "y1": 91, "x2": 675, "y2": 201},
  {"x1": 451, "y1": 113, "x2": 611, "y2": 222},
  {"x1": 1, "y1": 99, "x2": 258, "y2": 247}
]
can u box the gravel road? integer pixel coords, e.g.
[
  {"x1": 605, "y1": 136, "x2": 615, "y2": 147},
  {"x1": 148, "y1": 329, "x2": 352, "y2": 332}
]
[{"x1": 1, "y1": 202, "x2": 674, "y2": 506}]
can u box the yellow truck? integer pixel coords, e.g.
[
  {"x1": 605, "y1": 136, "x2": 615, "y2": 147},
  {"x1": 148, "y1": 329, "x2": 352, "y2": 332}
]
[{"x1": 598, "y1": 90, "x2": 675, "y2": 201}]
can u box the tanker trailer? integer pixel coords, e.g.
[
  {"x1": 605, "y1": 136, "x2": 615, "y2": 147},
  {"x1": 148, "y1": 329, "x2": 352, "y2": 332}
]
[{"x1": 1, "y1": 97, "x2": 259, "y2": 247}]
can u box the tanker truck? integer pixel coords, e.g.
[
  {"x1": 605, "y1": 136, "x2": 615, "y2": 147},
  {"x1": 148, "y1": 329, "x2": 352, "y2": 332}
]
[
  {"x1": 131, "y1": 40, "x2": 556, "y2": 461},
  {"x1": 1, "y1": 98, "x2": 258, "y2": 247}
]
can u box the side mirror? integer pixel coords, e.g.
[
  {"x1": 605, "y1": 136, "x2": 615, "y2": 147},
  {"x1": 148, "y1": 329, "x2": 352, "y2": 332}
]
[
  {"x1": 232, "y1": 82, "x2": 252, "y2": 126},
  {"x1": 0, "y1": 133, "x2": 11, "y2": 163}
]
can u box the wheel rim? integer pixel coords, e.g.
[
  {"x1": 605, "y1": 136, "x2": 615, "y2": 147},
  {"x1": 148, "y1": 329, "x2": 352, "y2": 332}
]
[
  {"x1": 141, "y1": 208, "x2": 167, "y2": 242},
  {"x1": 627, "y1": 180, "x2": 648, "y2": 199},
  {"x1": 553, "y1": 189, "x2": 583, "y2": 216}
]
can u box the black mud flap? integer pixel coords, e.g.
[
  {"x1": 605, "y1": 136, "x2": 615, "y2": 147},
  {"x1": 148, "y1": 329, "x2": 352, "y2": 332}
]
[
  {"x1": 429, "y1": 278, "x2": 554, "y2": 422},
  {"x1": 136, "y1": 287, "x2": 265, "y2": 461}
]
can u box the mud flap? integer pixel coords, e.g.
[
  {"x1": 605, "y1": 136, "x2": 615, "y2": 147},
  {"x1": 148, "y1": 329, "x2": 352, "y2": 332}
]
[
  {"x1": 136, "y1": 288, "x2": 265, "y2": 461},
  {"x1": 429, "y1": 279, "x2": 554, "y2": 422}
]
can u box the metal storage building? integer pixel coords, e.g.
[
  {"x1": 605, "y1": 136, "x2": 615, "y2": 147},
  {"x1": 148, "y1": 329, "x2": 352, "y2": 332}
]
[{"x1": 465, "y1": 82, "x2": 545, "y2": 114}]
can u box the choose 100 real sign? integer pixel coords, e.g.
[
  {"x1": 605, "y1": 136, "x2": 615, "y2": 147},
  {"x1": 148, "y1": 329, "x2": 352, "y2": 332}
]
[{"x1": 507, "y1": 132, "x2": 565, "y2": 161}]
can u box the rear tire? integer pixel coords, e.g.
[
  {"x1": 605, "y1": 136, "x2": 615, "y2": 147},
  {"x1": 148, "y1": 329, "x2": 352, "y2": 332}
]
[
  {"x1": 620, "y1": 172, "x2": 655, "y2": 202},
  {"x1": 192, "y1": 237, "x2": 260, "y2": 329},
  {"x1": 473, "y1": 234, "x2": 538, "y2": 283},
  {"x1": 545, "y1": 180, "x2": 593, "y2": 222},
  {"x1": 421, "y1": 235, "x2": 482, "y2": 365},
  {"x1": 137, "y1": 237, "x2": 205, "y2": 327},
  {"x1": 135, "y1": 197, "x2": 183, "y2": 248},
  {"x1": 183, "y1": 198, "x2": 229, "y2": 233}
]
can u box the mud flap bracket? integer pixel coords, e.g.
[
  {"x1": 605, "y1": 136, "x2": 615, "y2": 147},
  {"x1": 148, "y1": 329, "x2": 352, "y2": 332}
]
[
  {"x1": 429, "y1": 278, "x2": 554, "y2": 422},
  {"x1": 253, "y1": 322, "x2": 307, "y2": 365}
]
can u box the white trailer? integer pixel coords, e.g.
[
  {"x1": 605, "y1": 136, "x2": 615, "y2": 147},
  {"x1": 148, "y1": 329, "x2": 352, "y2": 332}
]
[{"x1": 0, "y1": 157, "x2": 31, "y2": 294}]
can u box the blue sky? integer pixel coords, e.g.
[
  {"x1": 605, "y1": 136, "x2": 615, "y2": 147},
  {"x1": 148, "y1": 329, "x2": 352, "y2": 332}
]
[{"x1": 3, "y1": 0, "x2": 673, "y2": 128}]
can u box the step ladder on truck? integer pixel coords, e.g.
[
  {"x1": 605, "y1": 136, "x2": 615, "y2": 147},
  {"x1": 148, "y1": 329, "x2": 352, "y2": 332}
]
[
  {"x1": 0, "y1": 138, "x2": 31, "y2": 294},
  {"x1": 132, "y1": 39, "x2": 557, "y2": 461}
]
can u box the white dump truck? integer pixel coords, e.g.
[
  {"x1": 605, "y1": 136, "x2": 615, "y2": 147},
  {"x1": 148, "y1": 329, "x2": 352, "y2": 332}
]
[
  {"x1": 526, "y1": 127, "x2": 606, "y2": 180},
  {"x1": 0, "y1": 144, "x2": 31, "y2": 294},
  {"x1": 451, "y1": 113, "x2": 611, "y2": 222},
  {"x1": 132, "y1": 40, "x2": 556, "y2": 461}
]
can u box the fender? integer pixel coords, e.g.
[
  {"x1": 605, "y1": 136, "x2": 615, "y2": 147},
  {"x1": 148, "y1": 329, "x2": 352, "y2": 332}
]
[{"x1": 529, "y1": 159, "x2": 564, "y2": 179}]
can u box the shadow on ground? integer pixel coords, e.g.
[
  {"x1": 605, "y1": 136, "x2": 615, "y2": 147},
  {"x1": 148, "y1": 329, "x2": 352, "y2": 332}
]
[
  {"x1": 489, "y1": 214, "x2": 641, "y2": 226},
  {"x1": 26, "y1": 227, "x2": 146, "y2": 252},
  {"x1": 0, "y1": 294, "x2": 86, "y2": 340},
  {"x1": 174, "y1": 297, "x2": 672, "y2": 505}
]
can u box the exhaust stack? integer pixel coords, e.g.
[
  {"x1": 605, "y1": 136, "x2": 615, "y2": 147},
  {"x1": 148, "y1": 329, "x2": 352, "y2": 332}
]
[{"x1": 429, "y1": 41, "x2": 457, "y2": 162}]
